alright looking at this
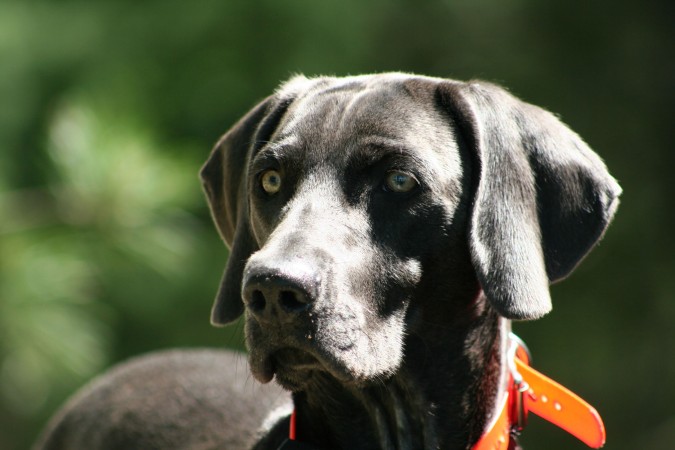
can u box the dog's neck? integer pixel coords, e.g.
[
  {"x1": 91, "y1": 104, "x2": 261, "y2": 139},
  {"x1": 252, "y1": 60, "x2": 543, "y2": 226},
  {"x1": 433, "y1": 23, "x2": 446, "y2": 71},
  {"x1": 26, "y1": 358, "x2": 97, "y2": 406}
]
[{"x1": 292, "y1": 293, "x2": 509, "y2": 450}]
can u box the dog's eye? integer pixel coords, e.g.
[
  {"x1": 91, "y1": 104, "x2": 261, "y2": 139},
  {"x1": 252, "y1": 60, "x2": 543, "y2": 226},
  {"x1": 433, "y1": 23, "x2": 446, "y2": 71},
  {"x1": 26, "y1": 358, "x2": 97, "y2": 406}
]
[
  {"x1": 261, "y1": 170, "x2": 282, "y2": 195},
  {"x1": 385, "y1": 171, "x2": 418, "y2": 193}
]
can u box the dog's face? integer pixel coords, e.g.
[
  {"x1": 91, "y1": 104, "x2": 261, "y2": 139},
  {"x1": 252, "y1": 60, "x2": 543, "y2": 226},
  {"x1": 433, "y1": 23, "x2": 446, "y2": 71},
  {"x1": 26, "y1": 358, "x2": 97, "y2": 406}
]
[
  {"x1": 243, "y1": 78, "x2": 471, "y2": 388},
  {"x1": 201, "y1": 74, "x2": 620, "y2": 391}
]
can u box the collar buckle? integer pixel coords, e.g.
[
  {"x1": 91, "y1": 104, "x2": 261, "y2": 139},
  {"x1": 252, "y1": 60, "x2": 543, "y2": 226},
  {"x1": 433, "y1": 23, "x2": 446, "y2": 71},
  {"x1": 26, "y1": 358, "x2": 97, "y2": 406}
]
[
  {"x1": 507, "y1": 332, "x2": 531, "y2": 435},
  {"x1": 505, "y1": 333, "x2": 606, "y2": 448}
]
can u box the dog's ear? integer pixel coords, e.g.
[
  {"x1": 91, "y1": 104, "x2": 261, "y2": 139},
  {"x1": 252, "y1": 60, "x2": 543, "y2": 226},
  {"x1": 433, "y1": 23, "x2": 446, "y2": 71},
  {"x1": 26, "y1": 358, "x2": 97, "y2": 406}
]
[
  {"x1": 201, "y1": 95, "x2": 295, "y2": 326},
  {"x1": 437, "y1": 81, "x2": 621, "y2": 320}
]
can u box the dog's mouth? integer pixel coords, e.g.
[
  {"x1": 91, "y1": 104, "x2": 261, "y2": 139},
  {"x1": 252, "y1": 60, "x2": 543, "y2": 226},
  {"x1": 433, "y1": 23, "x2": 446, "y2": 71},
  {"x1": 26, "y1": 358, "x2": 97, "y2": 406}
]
[{"x1": 250, "y1": 347, "x2": 326, "y2": 391}]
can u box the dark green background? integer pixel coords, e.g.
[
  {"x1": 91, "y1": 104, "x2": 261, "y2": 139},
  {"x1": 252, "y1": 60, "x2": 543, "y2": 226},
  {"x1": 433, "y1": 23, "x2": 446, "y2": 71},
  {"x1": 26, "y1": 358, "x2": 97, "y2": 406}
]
[{"x1": 1, "y1": 1, "x2": 672, "y2": 449}]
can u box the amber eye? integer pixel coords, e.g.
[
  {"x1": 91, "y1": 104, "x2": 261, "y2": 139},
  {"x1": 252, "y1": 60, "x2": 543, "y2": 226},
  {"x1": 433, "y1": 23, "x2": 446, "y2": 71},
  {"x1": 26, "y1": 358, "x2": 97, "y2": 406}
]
[
  {"x1": 385, "y1": 171, "x2": 418, "y2": 193},
  {"x1": 261, "y1": 170, "x2": 282, "y2": 195}
]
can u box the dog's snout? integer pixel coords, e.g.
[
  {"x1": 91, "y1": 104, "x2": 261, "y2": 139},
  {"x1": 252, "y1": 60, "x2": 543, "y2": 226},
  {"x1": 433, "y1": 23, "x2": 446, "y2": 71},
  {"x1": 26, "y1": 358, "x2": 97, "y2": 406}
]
[{"x1": 243, "y1": 264, "x2": 319, "y2": 323}]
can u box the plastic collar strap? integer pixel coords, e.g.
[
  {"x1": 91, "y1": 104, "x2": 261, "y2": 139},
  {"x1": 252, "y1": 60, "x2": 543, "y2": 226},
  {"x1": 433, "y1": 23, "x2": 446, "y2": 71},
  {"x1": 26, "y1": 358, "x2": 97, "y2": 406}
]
[
  {"x1": 473, "y1": 333, "x2": 606, "y2": 449},
  {"x1": 286, "y1": 334, "x2": 606, "y2": 449}
]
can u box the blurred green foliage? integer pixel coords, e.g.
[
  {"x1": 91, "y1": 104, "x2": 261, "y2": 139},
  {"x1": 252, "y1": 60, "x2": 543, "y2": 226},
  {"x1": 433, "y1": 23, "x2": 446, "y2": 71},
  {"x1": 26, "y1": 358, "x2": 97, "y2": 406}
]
[{"x1": 0, "y1": 0, "x2": 672, "y2": 449}]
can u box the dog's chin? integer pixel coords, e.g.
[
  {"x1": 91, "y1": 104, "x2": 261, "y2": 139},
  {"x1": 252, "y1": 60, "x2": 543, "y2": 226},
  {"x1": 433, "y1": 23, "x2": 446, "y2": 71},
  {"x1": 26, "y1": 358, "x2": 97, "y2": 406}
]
[
  {"x1": 250, "y1": 347, "x2": 326, "y2": 391},
  {"x1": 250, "y1": 345, "x2": 381, "y2": 392}
]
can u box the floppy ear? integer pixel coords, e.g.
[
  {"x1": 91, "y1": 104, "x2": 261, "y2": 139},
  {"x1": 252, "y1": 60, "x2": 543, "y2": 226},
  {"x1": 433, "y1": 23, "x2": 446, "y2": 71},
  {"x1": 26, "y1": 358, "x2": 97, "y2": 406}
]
[
  {"x1": 438, "y1": 81, "x2": 621, "y2": 320},
  {"x1": 201, "y1": 95, "x2": 295, "y2": 325}
]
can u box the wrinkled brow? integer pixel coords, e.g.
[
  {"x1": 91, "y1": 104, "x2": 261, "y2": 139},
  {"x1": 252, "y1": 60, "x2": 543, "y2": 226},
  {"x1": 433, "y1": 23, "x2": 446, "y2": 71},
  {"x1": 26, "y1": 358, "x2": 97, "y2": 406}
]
[{"x1": 347, "y1": 136, "x2": 425, "y2": 170}]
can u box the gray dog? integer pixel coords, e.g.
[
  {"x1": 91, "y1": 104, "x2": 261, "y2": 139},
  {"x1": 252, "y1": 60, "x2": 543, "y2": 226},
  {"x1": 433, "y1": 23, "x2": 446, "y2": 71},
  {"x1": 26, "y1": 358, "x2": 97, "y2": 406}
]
[{"x1": 36, "y1": 73, "x2": 620, "y2": 450}]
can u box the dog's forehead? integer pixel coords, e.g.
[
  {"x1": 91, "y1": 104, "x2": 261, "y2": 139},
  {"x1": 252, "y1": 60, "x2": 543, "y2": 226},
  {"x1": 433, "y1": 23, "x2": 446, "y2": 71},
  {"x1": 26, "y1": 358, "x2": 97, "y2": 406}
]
[
  {"x1": 270, "y1": 75, "x2": 459, "y2": 173},
  {"x1": 280, "y1": 76, "x2": 428, "y2": 140}
]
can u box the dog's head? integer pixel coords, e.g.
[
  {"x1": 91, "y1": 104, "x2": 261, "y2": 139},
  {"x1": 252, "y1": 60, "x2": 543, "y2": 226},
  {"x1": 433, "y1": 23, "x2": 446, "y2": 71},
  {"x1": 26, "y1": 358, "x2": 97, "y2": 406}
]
[{"x1": 201, "y1": 74, "x2": 620, "y2": 390}]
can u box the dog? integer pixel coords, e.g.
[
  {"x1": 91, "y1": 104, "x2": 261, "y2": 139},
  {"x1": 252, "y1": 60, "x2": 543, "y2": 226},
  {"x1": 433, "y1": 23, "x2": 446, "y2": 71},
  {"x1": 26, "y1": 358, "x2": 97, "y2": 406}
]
[{"x1": 35, "y1": 73, "x2": 620, "y2": 450}]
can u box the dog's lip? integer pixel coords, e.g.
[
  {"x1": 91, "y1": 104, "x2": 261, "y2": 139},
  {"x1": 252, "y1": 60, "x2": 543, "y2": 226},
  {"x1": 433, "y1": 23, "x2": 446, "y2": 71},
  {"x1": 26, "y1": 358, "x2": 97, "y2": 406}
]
[
  {"x1": 250, "y1": 347, "x2": 324, "y2": 385},
  {"x1": 249, "y1": 351, "x2": 276, "y2": 383},
  {"x1": 273, "y1": 347, "x2": 323, "y2": 370}
]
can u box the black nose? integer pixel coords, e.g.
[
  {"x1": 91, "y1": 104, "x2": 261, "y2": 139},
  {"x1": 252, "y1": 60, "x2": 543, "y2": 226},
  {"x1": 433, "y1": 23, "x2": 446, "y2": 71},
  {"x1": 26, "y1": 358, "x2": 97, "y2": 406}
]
[{"x1": 242, "y1": 264, "x2": 319, "y2": 323}]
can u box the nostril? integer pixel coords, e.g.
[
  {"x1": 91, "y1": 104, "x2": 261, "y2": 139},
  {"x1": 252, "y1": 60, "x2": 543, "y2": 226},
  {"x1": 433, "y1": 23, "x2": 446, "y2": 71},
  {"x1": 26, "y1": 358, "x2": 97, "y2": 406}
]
[
  {"x1": 250, "y1": 290, "x2": 266, "y2": 313},
  {"x1": 243, "y1": 263, "x2": 319, "y2": 321},
  {"x1": 279, "y1": 290, "x2": 308, "y2": 313}
]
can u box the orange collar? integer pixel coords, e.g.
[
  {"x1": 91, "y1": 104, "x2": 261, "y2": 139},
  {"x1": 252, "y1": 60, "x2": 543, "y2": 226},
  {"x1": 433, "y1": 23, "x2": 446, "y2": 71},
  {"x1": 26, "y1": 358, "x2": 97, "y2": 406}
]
[
  {"x1": 473, "y1": 333, "x2": 606, "y2": 449},
  {"x1": 286, "y1": 334, "x2": 606, "y2": 449}
]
